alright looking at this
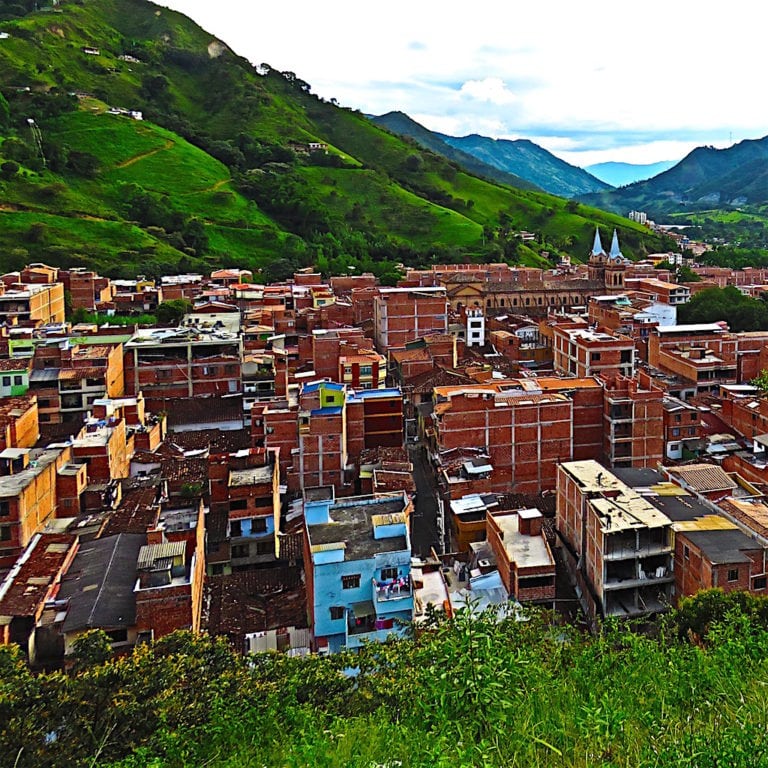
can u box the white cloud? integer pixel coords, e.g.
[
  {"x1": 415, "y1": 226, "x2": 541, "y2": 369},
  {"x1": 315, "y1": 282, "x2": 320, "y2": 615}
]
[
  {"x1": 158, "y1": 0, "x2": 768, "y2": 164},
  {"x1": 458, "y1": 78, "x2": 517, "y2": 106}
]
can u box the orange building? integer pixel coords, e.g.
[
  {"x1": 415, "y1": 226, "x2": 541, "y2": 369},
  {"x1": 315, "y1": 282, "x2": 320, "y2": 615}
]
[
  {"x1": 602, "y1": 372, "x2": 664, "y2": 469},
  {"x1": 0, "y1": 446, "x2": 73, "y2": 569},
  {"x1": 0, "y1": 282, "x2": 65, "y2": 326},
  {"x1": 0, "y1": 396, "x2": 39, "y2": 451}
]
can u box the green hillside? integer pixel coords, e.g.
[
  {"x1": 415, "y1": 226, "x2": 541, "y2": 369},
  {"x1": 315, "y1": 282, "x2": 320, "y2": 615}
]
[{"x1": 0, "y1": 0, "x2": 669, "y2": 279}]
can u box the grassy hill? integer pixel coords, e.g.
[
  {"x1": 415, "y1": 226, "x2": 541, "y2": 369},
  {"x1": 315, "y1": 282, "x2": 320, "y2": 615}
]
[
  {"x1": 2, "y1": 592, "x2": 768, "y2": 767},
  {"x1": 0, "y1": 0, "x2": 669, "y2": 279}
]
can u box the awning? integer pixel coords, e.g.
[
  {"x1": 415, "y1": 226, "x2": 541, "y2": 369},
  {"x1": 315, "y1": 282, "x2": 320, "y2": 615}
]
[{"x1": 351, "y1": 600, "x2": 375, "y2": 619}]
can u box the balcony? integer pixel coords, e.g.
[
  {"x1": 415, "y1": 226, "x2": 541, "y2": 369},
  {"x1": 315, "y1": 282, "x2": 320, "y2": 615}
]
[
  {"x1": 372, "y1": 577, "x2": 413, "y2": 615},
  {"x1": 345, "y1": 605, "x2": 405, "y2": 649},
  {"x1": 609, "y1": 404, "x2": 633, "y2": 421},
  {"x1": 612, "y1": 423, "x2": 633, "y2": 439},
  {"x1": 603, "y1": 573, "x2": 674, "y2": 591}
]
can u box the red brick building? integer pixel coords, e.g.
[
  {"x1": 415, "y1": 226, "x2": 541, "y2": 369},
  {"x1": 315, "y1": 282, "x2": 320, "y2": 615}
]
[
  {"x1": 556, "y1": 460, "x2": 674, "y2": 621},
  {"x1": 552, "y1": 321, "x2": 635, "y2": 379},
  {"x1": 602, "y1": 372, "x2": 664, "y2": 469},
  {"x1": 486, "y1": 508, "x2": 556, "y2": 604},
  {"x1": 373, "y1": 287, "x2": 448, "y2": 351},
  {"x1": 208, "y1": 448, "x2": 280, "y2": 570}
]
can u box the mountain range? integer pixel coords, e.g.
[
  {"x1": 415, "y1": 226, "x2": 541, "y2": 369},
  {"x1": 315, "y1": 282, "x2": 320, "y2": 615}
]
[
  {"x1": 585, "y1": 161, "x2": 676, "y2": 187},
  {"x1": 581, "y1": 137, "x2": 768, "y2": 215},
  {"x1": 371, "y1": 111, "x2": 611, "y2": 199}
]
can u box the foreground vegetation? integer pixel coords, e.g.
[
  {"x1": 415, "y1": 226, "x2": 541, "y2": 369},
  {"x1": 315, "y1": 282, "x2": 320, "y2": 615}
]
[{"x1": 2, "y1": 591, "x2": 768, "y2": 767}]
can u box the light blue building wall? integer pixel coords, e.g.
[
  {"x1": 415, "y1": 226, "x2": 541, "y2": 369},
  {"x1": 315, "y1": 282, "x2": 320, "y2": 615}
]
[{"x1": 306, "y1": 493, "x2": 413, "y2": 653}]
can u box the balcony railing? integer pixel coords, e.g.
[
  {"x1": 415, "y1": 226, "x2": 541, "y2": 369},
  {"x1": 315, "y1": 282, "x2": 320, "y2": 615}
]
[{"x1": 372, "y1": 576, "x2": 412, "y2": 602}]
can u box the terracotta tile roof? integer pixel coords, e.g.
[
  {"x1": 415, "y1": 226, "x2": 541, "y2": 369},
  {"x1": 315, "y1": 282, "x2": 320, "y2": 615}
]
[
  {"x1": 0, "y1": 358, "x2": 30, "y2": 373},
  {"x1": 161, "y1": 397, "x2": 244, "y2": 429},
  {"x1": 100, "y1": 483, "x2": 160, "y2": 537},
  {"x1": 203, "y1": 566, "x2": 307, "y2": 648},
  {"x1": 167, "y1": 428, "x2": 251, "y2": 454},
  {"x1": 59, "y1": 367, "x2": 104, "y2": 380},
  {"x1": 391, "y1": 347, "x2": 431, "y2": 364},
  {"x1": 667, "y1": 464, "x2": 737, "y2": 493},
  {"x1": 0, "y1": 533, "x2": 77, "y2": 617},
  {"x1": 161, "y1": 457, "x2": 208, "y2": 485}
]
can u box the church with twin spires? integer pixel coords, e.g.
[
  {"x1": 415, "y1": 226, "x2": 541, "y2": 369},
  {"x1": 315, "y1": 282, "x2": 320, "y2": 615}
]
[{"x1": 587, "y1": 228, "x2": 629, "y2": 293}]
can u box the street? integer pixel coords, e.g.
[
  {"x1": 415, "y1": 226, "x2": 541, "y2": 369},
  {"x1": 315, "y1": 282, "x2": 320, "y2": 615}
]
[{"x1": 408, "y1": 443, "x2": 443, "y2": 557}]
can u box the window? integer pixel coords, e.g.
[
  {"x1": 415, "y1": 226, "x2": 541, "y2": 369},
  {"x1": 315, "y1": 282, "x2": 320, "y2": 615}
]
[
  {"x1": 360, "y1": 365, "x2": 372, "y2": 376},
  {"x1": 211, "y1": 564, "x2": 225, "y2": 575},
  {"x1": 254, "y1": 540, "x2": 273, "y2": 555},
  {"x1": 754, "y1": 576, "x2": 767, "y2": 591},
  {"x1": 230, "y1": 499, "x2": 248, "y2": 511},
  {"x1": 12, "y1": 375, "x2": 22, "y2": 386},
  {"x1": 1, "y1": 376, "x2": 9, "y2": 387},
  {"x1": 690, "y1": 413, "x2": 697, "y2": 422},
  {"x1": 672, "y1": 428, "x2": 680, "y2": 437},
  {"x1": 0, "y1": 501, "x2": 9, "y2": 517},
  {"x1": 252, "y1": 517, "x2": 268, "y2": 534},
  {"x1": 231, "y1": 543, "x2": 249, "y2": 559},
  {"x1": 0, "y1": 526, "x2": 10, "y2": 542},
  {"x1": 675, "y1": 414, "x2": 682, "y2": 423},
  {"x1": 727, "y1": 569, "x2": 739, "y2": 582},
  {"x1": 380, "y1": 567, "x2": 398, "y2": 581},
  {"x1": 342, "y1": 574, "x2": 361, "y2": 589},
  {"x1": 683, "y1": 545, "x2": 690, "y2": 561},
  {"x1": 106, "y1": 629, "x2": 128, "y2": 644},
  {"x1": 591, "y1": 353, "x2": 601, "y2": 363},
  {"x1": 688, "y1": 427, "x2": 697, "y2": 436},
  {"x1": 329, "y1": 606, "x2": 344, "y2": 620},
  {"x1": 230, "y1": 520, "x2": 242, "y2": 537}
]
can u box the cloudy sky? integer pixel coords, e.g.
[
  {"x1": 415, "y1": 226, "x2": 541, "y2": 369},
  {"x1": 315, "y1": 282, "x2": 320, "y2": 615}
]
[{"x1": 160, "y1": 0, "x2": 766, "y2": 167}]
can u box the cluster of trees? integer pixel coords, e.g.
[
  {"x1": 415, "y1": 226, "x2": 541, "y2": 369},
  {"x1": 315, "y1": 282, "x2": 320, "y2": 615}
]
[
  {"x1": 0, "y1": 0, "x2": 36, "y2": 20},
  {"x1": 122, "y1": 184, "x2": 208, "y2": 257},
  {"x1": 2, "y1": 591, "x2": 768, "y2": 767},
  {"x1": 678, "y1": 285, "x2": 768, "y2": 332},
  {"x1": 698, "y1": 246, "x2": 768, "y2": 271}
]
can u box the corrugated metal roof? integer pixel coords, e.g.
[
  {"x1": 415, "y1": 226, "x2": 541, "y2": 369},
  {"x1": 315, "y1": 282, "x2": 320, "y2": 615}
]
[
  {"x1": 29, "y1": 369, "x2": 60, "y2": 383},
  {"x1": 310, "y1": 542, "x2": 346, "y2": 553},
  {"x1": 137, "y1": 540, "x2": 186, "y2": 570},
  {"x1": 59, "y1": 533, "x2": 144, "y2": 633},
  {"x1": 371, "y1": 512, "x2": 406, "y2": 527}
]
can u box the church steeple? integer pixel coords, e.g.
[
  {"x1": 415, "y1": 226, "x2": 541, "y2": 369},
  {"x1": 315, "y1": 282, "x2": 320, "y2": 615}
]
[
  {"x1": 609, "y1": 229, "x2": 624, "y2": 261},
  {"x1": 591, "y1": 227, "x2": 605, "y2": 257}
]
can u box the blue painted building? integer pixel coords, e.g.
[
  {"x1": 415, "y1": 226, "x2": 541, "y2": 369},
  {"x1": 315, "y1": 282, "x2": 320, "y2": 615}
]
[{"x1": 303, "y1": 488, "x2": 413, "y2": 653}]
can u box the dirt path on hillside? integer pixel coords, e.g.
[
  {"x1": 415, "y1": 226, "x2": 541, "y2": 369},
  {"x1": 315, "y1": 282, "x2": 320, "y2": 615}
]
[{"x1": 115, "y1": 139, "x2": 174, "y2": 169}]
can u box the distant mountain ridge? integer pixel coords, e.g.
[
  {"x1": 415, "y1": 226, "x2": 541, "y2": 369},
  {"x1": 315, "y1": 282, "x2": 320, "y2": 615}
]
[
  {"x1": 585, "y1": 160, "x2": 676, "y2": 187},
  {"x1": 580, "y1": 136, "x2": 768, "y2": 214},
  {"x1": 371, "y1": 111, "x2": 611, "y2": 198},
  {"x1": 438, "y1": 133, "x2": 612, "y2": 198},
  {"x1": 368, "y1": 111, "x2": 539, "y2": 191}
]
